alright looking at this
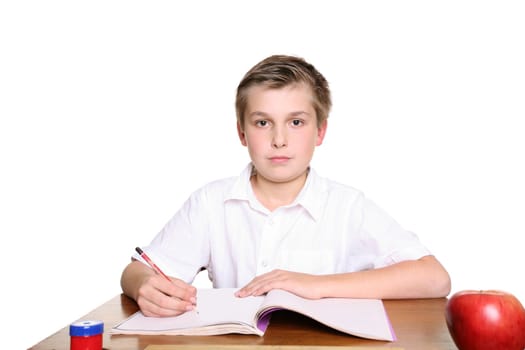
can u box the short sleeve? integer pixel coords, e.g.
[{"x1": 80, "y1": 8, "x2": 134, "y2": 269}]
[
  {"x1": 352, "y1": 195, "x2": 431, "y2": 269},
  {"x1": 139, "y1": 187, "x2": 211, "y2": 283}
]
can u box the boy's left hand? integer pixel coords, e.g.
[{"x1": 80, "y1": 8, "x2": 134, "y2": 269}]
[{"x1": 235, "y1": 269, "x2": 324, "y2": 299}]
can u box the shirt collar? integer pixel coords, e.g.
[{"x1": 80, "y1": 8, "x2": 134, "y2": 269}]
[
  {"x1": 226, "y1": 163, "x2": 254, "y2": 202},
  {"x1": 226, "y1": 163, "x2": 324, "y2": 221},
  {"x1": 294, "y1": 167, "x2": 324, "y2": 221}
]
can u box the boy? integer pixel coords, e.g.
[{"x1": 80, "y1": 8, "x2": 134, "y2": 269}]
[{"x1": 121, "y1": 55, "x2": 451, "y2": 317}]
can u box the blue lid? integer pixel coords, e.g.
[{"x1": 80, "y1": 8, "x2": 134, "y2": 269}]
[{"x1": 69, "y1": 320, "x2": 104, "y2": 336}]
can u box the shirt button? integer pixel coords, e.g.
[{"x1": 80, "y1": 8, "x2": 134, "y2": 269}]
[
  {"x1": 261, "y1": 260, "x2": 268, "y2": 267},
  {"x1": 268, "y1": 218, "x2": 274, "y2": 225}
]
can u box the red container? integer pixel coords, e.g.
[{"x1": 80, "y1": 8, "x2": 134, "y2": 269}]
[{"x1": 69, "y1": 320, "x2": 104, "y2": 350}]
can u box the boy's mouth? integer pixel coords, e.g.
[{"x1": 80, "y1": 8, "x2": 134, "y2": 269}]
[{"x1": 269, "y1": 156, "x2": 291, "y2": 163}]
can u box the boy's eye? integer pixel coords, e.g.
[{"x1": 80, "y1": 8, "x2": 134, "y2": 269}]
[
  {"x1": 256, "y1": 120, "x2": 268, "y2": 127},
  {"x1": 291, "y1": 119, "x2": 303, "y2": 126}
]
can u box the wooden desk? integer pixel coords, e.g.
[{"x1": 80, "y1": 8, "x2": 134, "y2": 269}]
[{"x1": 29, "y1": 294, "x2": 457, "y2": 349}]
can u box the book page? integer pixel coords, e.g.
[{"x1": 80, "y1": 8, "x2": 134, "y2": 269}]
[
  {"x1": 194, "y1": 288, "x2": 263, "y2": 326},
  {"x1": 257, "y1": 289, "x2": 396, "y2": 341},
  {"x1": 111, "y1": 288, "x2": 265, "y2": 335}
]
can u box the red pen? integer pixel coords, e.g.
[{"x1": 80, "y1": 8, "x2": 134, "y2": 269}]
[{"x1": 135, "y1": 247, "x2": 171, "y2": 282}]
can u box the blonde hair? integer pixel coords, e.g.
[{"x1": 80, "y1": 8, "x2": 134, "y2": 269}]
[{"x1": 235, "y1": 55, "x2": 332, "y2": 129}]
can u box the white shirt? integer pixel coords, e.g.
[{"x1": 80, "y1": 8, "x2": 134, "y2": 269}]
[{"x1": 137, "y1": 164, "x2": 430, "y2": 288}]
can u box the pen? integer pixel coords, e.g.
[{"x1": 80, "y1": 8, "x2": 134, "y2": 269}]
[
  {"x1": 135, "y1": 247, "x2": 171, "y2": 282},
  {"x1": 135, "y1": 247, "x2": 199, "y2": 313}
]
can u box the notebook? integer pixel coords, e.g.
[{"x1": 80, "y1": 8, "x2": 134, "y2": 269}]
[{"x1": 111, "y1": 288, "x2": 396, "y2": 341}]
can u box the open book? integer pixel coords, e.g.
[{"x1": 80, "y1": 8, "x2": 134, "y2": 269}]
[{"x1": 111, "y1": 288, "x2": 396, "y2": 341}]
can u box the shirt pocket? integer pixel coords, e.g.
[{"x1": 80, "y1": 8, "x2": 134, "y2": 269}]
[{"x1": 277, "y1": 250, "x2": 336, "y2": 275}]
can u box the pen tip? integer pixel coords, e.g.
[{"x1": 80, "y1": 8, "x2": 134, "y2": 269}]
[{"x1": 135, "y1": 247, "x2": 143, "y2": 254}]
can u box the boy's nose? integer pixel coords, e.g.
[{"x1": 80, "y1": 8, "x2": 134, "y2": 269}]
[{"x1": 272, "y1": 127, "x2": 287, "y2": 149}]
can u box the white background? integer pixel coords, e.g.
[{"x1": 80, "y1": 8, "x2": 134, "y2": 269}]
[{"x1": 1, "y1": 1, "x2": 524, "y2": 348}]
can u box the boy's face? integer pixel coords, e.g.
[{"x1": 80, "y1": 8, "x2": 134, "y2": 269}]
[{"x1": 237, "y1": 83, "x2": 327, "y2": 185}]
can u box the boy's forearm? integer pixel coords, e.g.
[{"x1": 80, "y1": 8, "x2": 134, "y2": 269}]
[
  {"x1": 320, "y1": 255, "x2": 451, "y2": 299},
  {"x1": 120, "y1": 260, "x2": 154, "y2": 301}
]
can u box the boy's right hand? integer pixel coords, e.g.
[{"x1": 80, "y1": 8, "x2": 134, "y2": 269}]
[
  {"x1": 122, "y1": 260, "x2": 197, "y2": 317},
  {"x1": 136, "y1": 273, "x2": 197, "y2": 317}
]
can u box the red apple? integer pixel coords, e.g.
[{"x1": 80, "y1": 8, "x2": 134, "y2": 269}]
[{"x1": 445, "y1": 290, "x2": 525, "y2": 350}]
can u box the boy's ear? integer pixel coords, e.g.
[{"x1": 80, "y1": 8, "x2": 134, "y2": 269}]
[
  {"x1": 237, "y1": 122, "x2": 247, "y2": 146},
  {"x1": 316, "y1": 120, "x2": 328, "y2": 146}
]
